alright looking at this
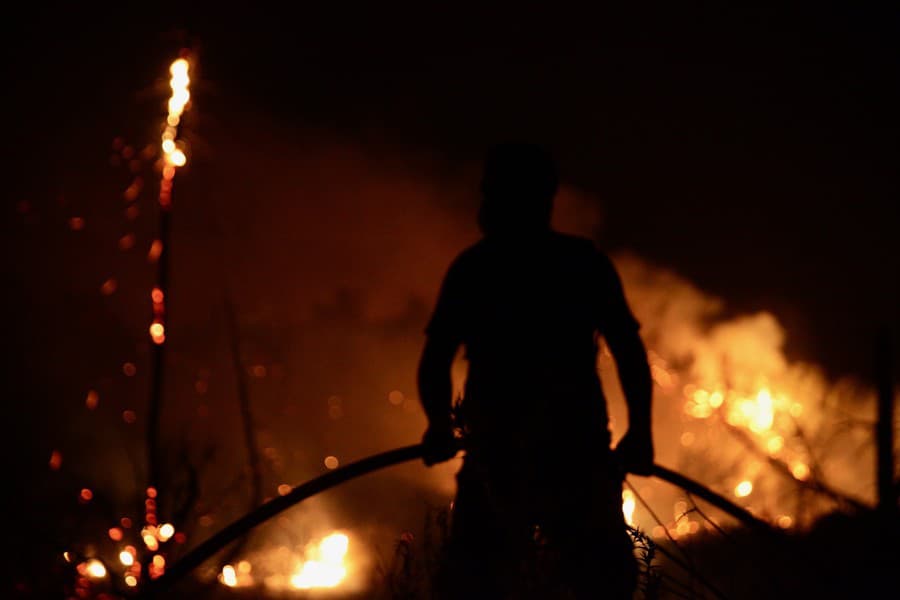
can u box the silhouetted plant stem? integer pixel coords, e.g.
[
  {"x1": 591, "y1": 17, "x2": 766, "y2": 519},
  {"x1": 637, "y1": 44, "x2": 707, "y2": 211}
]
[
  {"x1": 143, "y1": 445, "x2": 773, "y2": 597},
  {"x1": 723, "y1": 422, "x2": 869, "y2": 512},
  {"x1": 213, "y1": 291, "x2": 265, "y2": 571},
  {"x1": 146, "y1": 199, "x2": 171, "y2": 497}
]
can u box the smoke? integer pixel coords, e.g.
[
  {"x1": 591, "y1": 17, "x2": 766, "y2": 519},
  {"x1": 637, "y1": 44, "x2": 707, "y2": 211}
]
[{"x1": 28, "y1": 115, "x2": 883, "y2": 591}]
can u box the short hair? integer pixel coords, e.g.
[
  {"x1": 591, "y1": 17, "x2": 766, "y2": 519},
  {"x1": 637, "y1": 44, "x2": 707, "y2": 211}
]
[
  {"x1": 480, "y1": 142, "x2": 559, "y2": 203},
  {"x1": 478, "y1": 142, "x2": 558, "y2": 235}
]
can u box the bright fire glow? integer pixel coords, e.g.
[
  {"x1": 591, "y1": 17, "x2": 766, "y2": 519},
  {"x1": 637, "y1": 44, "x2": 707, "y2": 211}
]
[
  {"x1": 85, "y1": 559, "x2": 107, "y2": 579},
  {"x1": 621, "y1": 490, "x2": 636, "y2": 526},
  {"x1": 792, "y1": 462, "x2": 810, "y2": 481},
  {"x1": 168, "y1": 149, "x2": 187, "y2": 167},
  {"x1": 734, "y1": 480, "x2": 753, "y2": 498},
  {"x1": 149, "y1": 321, "x2": 165, "y2": 344},
  {"x1": 290, "y1": 533, "x2": 350, "y2": 589},
  {"x1": 119, "y1": 550, "x2": 134, "y2": 566},
  {"x1": 221, "y1": 564, "x2": 238, "y2": 587},
  {"x1": 161, "y1": 58, "x2": 190, "y2": 168},
  {"x1": 158, "y1": 523, "x2": 175, "y2": 541}
]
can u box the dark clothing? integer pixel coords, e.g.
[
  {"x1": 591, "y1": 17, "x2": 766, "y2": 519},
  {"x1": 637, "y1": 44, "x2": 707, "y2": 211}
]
[
  {"x1": 427, "y1": 231, "x2": 639, "y2": 444},
  {"x1": 427, "y1": 232, "x2": 639, "y2": 598}
]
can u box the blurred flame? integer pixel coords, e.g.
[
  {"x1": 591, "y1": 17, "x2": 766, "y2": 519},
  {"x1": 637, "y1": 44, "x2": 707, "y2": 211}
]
[
  {"x1": 149, "y1": 321, "x2": 166, "y2": 344},
  {"x1": 158, "y1": 523, "x2": 175, "y2": 541},
  {"x1": 734, "y1": 480, "x2": 753, "y2": 498},
  {"x1": 85, "y1": 559, "x2": 107, "y2": 579},
  {"x1": 161, "y1": 58, "x2": 190, "y2": 169},
  {"x1": 622, "y1": 490, "x2": 636, "y2": 526},
  {"x1": 221, "y1": 564, "x2": 238, "y2": 587},
  {"x1": 291, "y1": 533, "x2": 349, "y2": 589}
]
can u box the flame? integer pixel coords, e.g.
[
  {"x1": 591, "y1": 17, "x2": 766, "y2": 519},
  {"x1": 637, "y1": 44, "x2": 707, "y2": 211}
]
[
  {"x1": 158, "y1": 523, "x2": 175, "y2": 541},
  {"x1": 621, "y1": 490, "x2": 636, "y2": 526},
  {"x1": 734, "y1": 480, "x2": 753, "y2": 498},
  {"x1": 119, "y1": 550, "x2": 134, "y2": 567},
  {"x1": 84, "y1": 559, "x2": 107, "y2": 579},
  {"x1": 161, "y1": 58, "x2": 190, "y2": 168},
  {"x1": 291, "y1": 532, "x2": 350, "y2": 590},
  {"x1": 221, "y1": 564, "x2": 238, "y2": 587}
]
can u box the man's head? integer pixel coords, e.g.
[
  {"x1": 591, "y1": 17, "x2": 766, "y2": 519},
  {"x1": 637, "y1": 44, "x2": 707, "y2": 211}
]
[{"x1": 478, "y1": 142, "x2": 559, "y2": 236}]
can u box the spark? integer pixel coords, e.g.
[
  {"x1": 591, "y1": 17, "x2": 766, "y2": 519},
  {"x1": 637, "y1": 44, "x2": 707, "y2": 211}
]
[
  {"x1": 158, "y1": 523, "x2": 175, "y2": 541},
  {"x1": 149, "y1": 321, "x2": 165, "y2": 344},
  {"x1": 85, "y1": 559, "x2": 107, "y2": 579},
  {"x1": 621, "y1": 490, "x2": 636, "y2": 526},
  {"x1": 221, "y1": 564, "x2": 238, "y2": 587},
  {"x1": 734, "y1": 480, "x2": 753, "y2": 498}
]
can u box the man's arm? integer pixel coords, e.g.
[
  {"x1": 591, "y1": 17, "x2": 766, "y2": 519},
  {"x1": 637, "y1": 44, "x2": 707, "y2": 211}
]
[
  {"x1": 590, "y1": 247, "x2": 654, "y2": 475},
  {"x1": 417, "y1": 334, "x2": 460, "y2": 466},
  {"x1": 606, "y1": 327, "x2": 655, "y2": 475}
]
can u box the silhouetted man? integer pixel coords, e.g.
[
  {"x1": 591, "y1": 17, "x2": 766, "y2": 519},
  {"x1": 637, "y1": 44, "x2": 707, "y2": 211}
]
[{"x1": 418, "y1": 142, "x2": 653, "y2": 599}]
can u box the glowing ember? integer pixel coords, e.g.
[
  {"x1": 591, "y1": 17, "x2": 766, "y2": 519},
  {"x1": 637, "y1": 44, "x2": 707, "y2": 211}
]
[
  {"x1": 84, "y1": 559, "x2": 107, "y2": 579},
  {"x1": 168, "y1": 149, "x2": 187, "y2": 167},
  {"x1": 125, "y1": 575, "x2": 138, "y2": 587},
  {"x1": 158, "y1": 523, "x2": 175, "y2": 541},
  {"x1": 291, "y1": 533, "x2": 350, "y2": 590},
  {"x1": 48, "y1": 450, "x2": 62, "y2": 470},
  {"x1": 766, "y1": 435, "x2": 784, "y2": 454},
  {"x1": 324, "y1": 456, "x2": 340, "y2": 470},
  {"x1": 791, "y1": 462, "x2": 810, "y2": 481},
  {"x1": 149, "y1": 321, "x2": 166, "y2": 344},
  {"x1": 160, "y1": 58, "x2": 190, "y2": 169},
  {"x1": 621, "y1": 490, "x2": 636, "y2": 526},
  {"x1": 100, "y1": 278, "x2": 118, "y2": 296},
  {"x1": 143, "y1": 533, "x2": 159, "y2": 551},
  {"x1": 734, "y1": 480, "x2": 753, "y2": 498},
  {"x1": 148, "y1": 239, "x2": 163, "y2": 262},
  {"x1": 118, "y1": 233, "x2": 136, "y2": 250},
  {"x1": 221, "y1": 564, "x2": 238, "y2": 587}
]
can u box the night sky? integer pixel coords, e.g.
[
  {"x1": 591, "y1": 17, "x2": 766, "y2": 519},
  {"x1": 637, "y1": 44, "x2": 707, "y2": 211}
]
[{"x1": 9, "y1": 4, "x2": 897, "y2": 377}]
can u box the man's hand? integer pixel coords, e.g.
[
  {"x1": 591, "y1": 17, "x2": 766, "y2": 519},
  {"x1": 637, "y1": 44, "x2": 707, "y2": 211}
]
[
  {"x1": 614, "y1": 428, "x2": 655, "y2": 476},
  {"x1": 421, "y1": 424, "x2": 459, "y2": 467}
]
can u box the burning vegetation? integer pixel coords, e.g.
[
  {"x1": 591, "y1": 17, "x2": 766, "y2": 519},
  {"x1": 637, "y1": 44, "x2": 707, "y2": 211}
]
[{"x1": 12, "y1": 52, "x2": 896, "y2": 599}]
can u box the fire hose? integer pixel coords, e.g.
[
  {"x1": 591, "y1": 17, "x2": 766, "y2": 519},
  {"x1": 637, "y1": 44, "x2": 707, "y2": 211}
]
[{"x1": 142, "y1": 443, "x2": 773, "y2": 597}]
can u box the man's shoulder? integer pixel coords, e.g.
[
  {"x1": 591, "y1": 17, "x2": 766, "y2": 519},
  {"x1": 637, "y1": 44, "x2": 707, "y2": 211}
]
[{"x1": 442, "y1": 240, "x2": 488, "y2": 281}]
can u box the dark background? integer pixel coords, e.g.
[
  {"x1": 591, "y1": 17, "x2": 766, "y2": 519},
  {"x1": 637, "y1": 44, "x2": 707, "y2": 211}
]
[
  {"x1": 2, "y1": 4, "x2": 898, "y2": 597},
  {"x1": 7, "y1": 3, "x2": 897, "y2": 378}
]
